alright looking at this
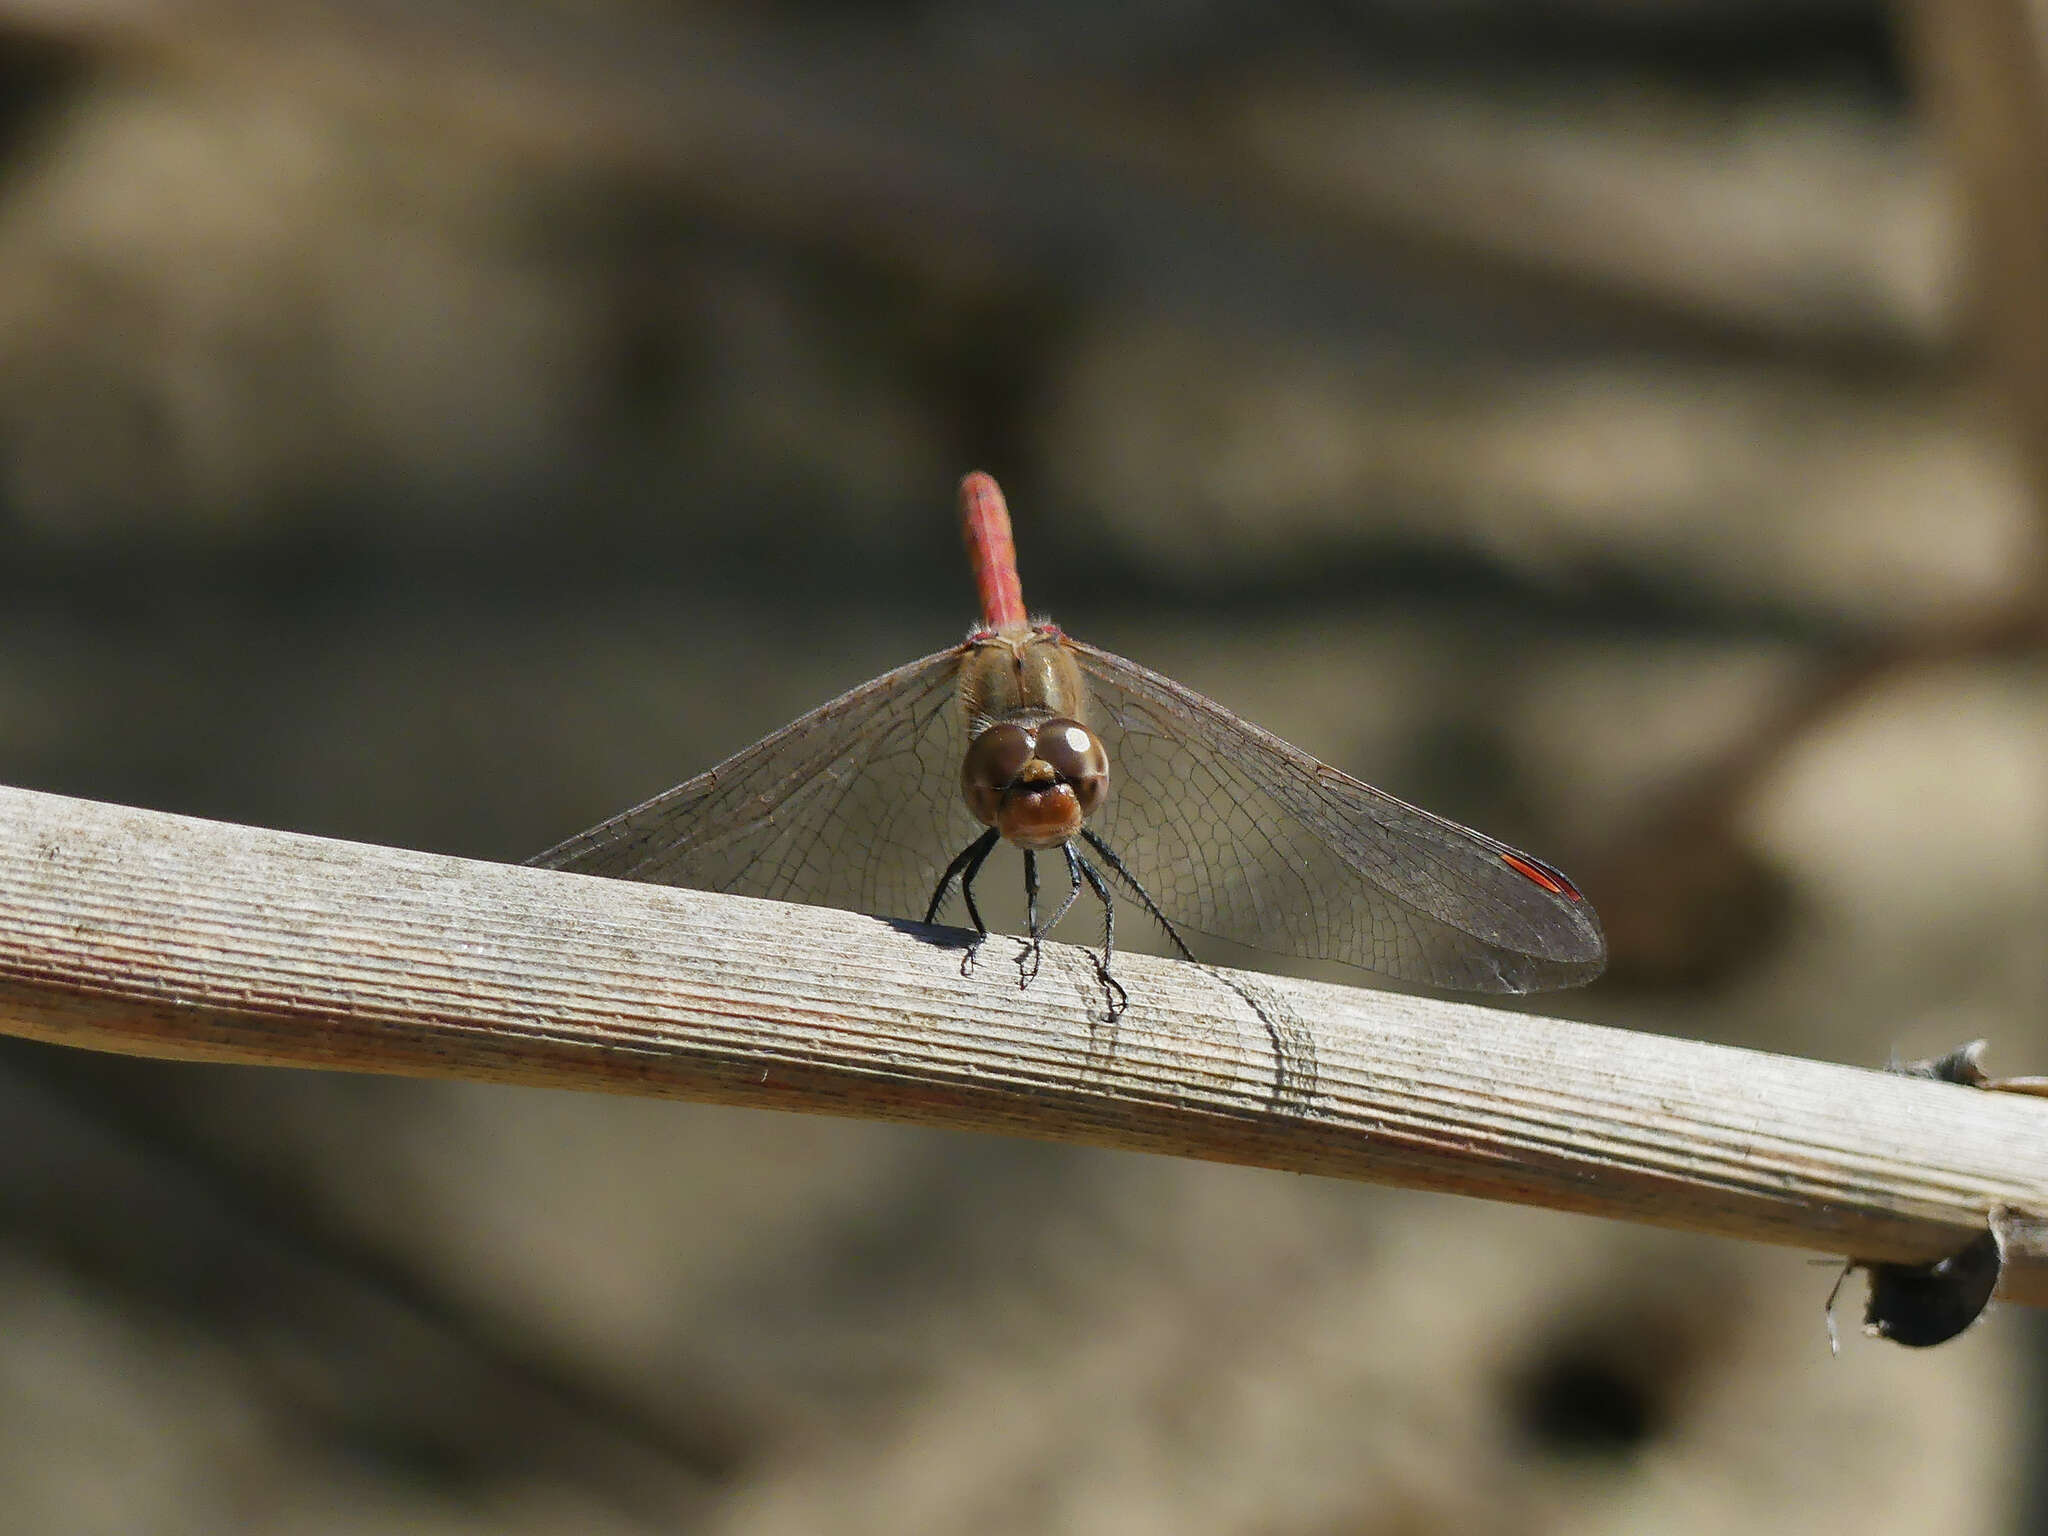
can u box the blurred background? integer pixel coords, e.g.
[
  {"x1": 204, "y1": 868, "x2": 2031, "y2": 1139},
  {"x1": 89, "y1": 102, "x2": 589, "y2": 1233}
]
[{"x1": 0, "y1": 0, "x2": 2043, "y2": 1530}]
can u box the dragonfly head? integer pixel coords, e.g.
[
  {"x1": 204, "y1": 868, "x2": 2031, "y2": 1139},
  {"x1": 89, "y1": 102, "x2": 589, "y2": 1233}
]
[{"x1": 961, "y1": 715, "x2": 1109, "y2": 850}]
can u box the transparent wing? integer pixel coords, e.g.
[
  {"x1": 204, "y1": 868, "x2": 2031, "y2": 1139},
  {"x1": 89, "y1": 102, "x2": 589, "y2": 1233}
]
[
  {"x1": 1064, "y1": 638, "x2": 1606, "y2": 992},
  {"x1": 530, "y1": 646, "x2": 980, "y2": 923}
]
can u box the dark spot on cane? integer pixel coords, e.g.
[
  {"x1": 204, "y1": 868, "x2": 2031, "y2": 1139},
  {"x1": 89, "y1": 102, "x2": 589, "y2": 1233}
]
[{"x1": 1859, "y1": 1229, "x2": 2003, "y2": 1348}]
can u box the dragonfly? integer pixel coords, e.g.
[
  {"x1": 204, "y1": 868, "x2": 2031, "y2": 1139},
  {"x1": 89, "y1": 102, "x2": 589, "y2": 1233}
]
[{"x1": 531, "y1": 473, "x2": 1606, "y2": 1016}]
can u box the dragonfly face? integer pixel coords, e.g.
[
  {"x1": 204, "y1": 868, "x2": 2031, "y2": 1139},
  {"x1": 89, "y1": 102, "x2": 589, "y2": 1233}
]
[{"x1": 959, "y1": 714, "x2": 1110, "y2": 850}]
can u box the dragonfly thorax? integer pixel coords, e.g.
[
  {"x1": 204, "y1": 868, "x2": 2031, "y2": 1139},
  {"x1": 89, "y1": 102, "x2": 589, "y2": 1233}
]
[{"x1": 957, "y1": 624, "x2": 1084, "y2": 724}]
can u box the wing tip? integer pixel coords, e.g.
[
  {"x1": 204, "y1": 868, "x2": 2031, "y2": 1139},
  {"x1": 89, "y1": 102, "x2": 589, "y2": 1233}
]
[{"x1": 1472, "y1": 931, "x2": 1609, "y2": 994}]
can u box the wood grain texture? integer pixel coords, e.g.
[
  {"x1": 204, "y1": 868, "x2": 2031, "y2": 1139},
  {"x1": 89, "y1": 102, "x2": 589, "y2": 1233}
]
[{"x1": 2, "y1": 782, "x2": 2045, "y2": 1304}]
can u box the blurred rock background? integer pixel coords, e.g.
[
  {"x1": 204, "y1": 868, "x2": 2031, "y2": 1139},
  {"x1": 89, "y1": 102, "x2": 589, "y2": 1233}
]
[{"x1": 0, "y1": 0, "x2": 2043, "y2": 1531}]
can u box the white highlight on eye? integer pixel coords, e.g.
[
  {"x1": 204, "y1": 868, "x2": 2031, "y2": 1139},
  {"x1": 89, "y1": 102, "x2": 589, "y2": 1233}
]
[{"x1": 1062, "y1": 726, "x2": 1091, "y2": 753}]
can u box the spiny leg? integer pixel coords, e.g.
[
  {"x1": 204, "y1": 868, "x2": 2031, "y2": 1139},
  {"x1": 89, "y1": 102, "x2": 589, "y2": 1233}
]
[
  {"x1": 1016, "y1": 841, "x2": 1087, "y2": 989},
  {"x1": 1041, "y1": 843, "x2": 1085, "y2": 935},
  {"x1": 956, "y1": 832, "x2": 1002, "y2": 938},
  {"x1": 1080, "y1": 829, "x2": 1197, "y2": 963},
  {"x1": 1071, "y1": 845, "x2": 1128, "y2": 1021},
  {"x1": 954, "y1": 829, "x2": 1001, "y2": 974},
  {"x1": 926, "y1": 827, "x2": 1000, "y2": 975},
  {"x1": 1018, "y1": 848, "x2": 1040, "y2": 986}
]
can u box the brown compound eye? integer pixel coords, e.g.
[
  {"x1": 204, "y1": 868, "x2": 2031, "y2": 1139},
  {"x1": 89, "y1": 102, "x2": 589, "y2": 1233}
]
[
  {"x1": 1034, "y1": 717, "x2": 1109, "y2": 817},
  {"x1": 961, "y1": 722, "x2": 1035, "y2": 826}
]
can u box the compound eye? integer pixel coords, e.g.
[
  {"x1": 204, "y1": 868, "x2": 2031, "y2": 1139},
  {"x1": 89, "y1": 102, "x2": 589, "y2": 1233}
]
[
  {"x1": 961, "y1": 722, "x2": 1035, "y2": 826},
  {"x1": 1035, "y1": 717, "x2": 1109, "y2": 817}
]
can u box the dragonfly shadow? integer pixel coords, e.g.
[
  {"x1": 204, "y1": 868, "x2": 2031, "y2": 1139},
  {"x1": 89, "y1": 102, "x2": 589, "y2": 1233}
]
[
  {"x1": 887, "y1": 918, "x2": 1317, "y2": 1117},
  {"x1": 885, "y1": 915, "x2": 985, "y2": 958},
  {"x1": 887, "y1": 914, "x2": 1130, "y2": 1023}
]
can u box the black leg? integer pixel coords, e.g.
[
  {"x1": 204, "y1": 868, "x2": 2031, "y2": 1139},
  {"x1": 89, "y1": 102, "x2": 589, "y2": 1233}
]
[
  {"x1": 1080, "y1": 829, "x2": 1197, "y2": 962},
  {"x1": 1018, "y1": 848, "x2": 1041, "y2": 985},
  {"x1": 926, "y1": 827, "x2": 1000, "y2": 927},
  {"x1": 926, "y1": 827, "x2": 1000, "y2": 975},
  {"x1": 1017, "y1": 842, "x2": 1088, "y2": 989},
  {"x1": 956, "y1": 829, "x2": 998, "y2": 939},
  {"x1": 1072, "y1": 847, "x2": 1129, "y2": 1021},
  {"x1": 1042, "y1": 843, "x2": 1085, "y2": 937}
]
